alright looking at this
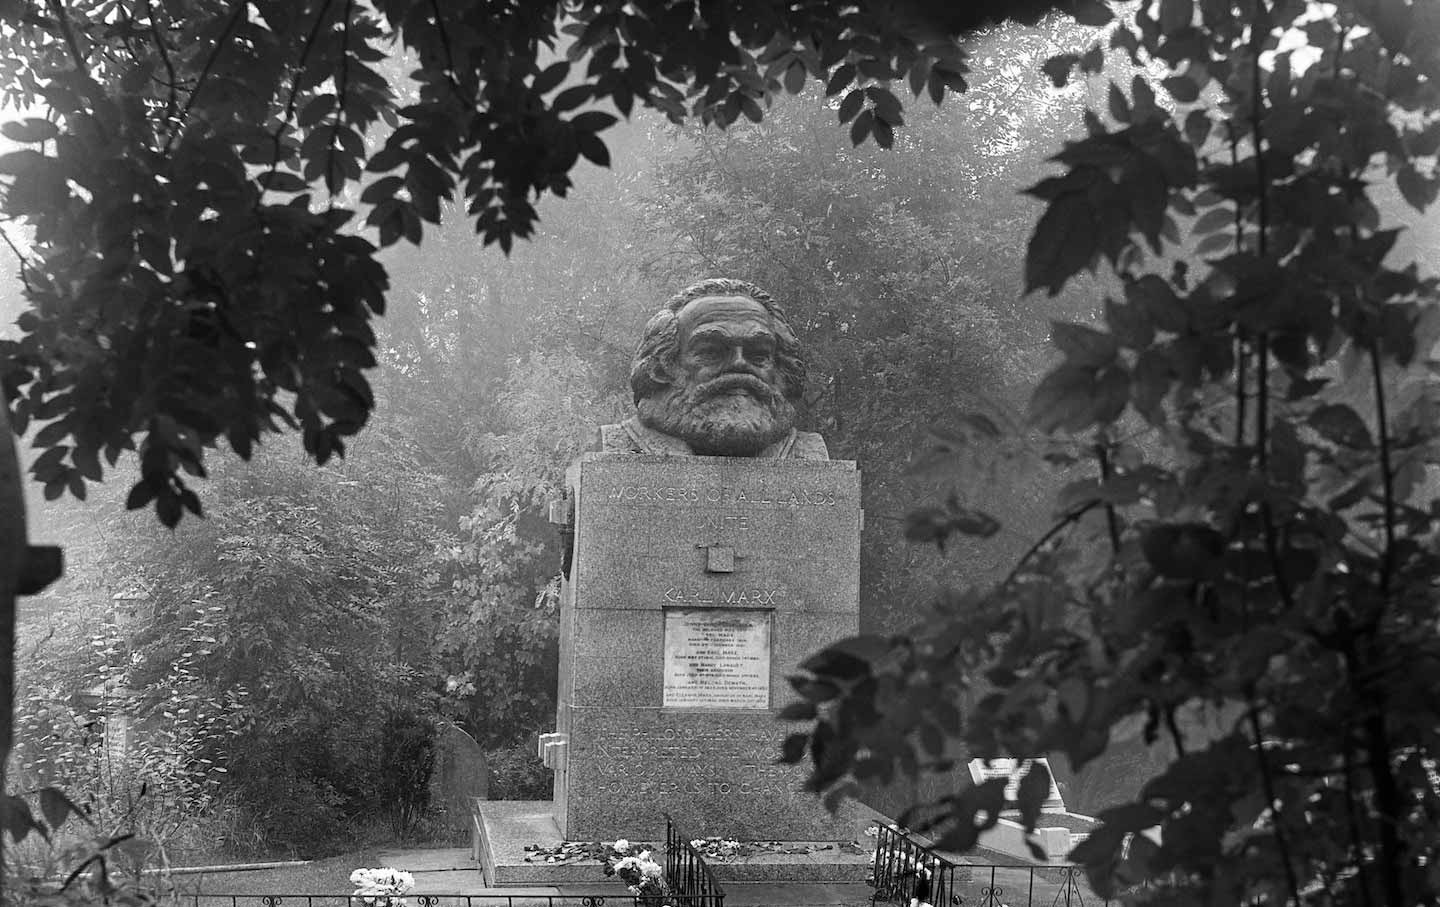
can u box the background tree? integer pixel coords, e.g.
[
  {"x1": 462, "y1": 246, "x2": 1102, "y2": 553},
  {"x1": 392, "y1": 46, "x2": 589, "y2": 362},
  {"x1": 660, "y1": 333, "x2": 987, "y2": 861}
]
[
  {"x1": 1, "y1": 0, "x2": 1110, "y2": 873},
  {"x1": 783, "y1": 0, "x2": 1440, "y2": 905}
]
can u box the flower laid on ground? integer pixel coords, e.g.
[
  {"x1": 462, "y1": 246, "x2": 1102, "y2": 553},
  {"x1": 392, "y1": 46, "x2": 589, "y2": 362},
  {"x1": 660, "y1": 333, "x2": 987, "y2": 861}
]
[
  {"x1": 349, "y1": 867, "x2": 415, "y2": 907},
  {"x1": 688, "y1": 837, "x2": 749, "y2": 860},
  {"x1": 601, "y1": 840, "x2": 670, "y2": 906}
]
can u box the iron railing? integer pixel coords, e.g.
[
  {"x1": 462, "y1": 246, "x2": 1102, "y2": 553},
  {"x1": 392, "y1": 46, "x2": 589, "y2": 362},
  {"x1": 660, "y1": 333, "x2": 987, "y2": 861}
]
[
  {"x1": 662, "y1": 813, "x2": 726, "y2": 907},
  {"x1": 870, "y1": 824, "x2": 1109, "y2": 907},
  {"x1": 183, "y1": 897, "x2": 636, "y2": 907},
  {"x1": 869, "y1": 822, "x2": 965, "y2": 907}
]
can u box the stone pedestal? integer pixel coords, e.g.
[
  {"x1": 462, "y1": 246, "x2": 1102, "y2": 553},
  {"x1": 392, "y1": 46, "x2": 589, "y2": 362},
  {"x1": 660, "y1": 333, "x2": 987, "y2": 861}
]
[{"x1": 552, "y1": 452, "x2": 862, "y2": 841}]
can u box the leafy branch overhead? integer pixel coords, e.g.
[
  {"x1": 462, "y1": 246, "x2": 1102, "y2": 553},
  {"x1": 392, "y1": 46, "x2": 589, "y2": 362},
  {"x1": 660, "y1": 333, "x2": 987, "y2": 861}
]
[
  {"x1": 780, "y1": 0, "x2": 1440, "y2": 903},
  {"x1": 0, "y1": 0, "x2": 1083, "y2": 525}
]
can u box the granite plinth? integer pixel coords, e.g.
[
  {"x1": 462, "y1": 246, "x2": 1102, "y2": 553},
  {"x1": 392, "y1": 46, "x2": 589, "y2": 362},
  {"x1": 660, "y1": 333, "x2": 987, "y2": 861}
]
[
  {"x1": 554, "y1": 454, "x2": 863, "y2": 841},
  {"x1": 474, "y1": 799, "x2": 875, "y2": 887},
  {"x1": 473, "y1": 801, "x2": 622, "y2": 886}
]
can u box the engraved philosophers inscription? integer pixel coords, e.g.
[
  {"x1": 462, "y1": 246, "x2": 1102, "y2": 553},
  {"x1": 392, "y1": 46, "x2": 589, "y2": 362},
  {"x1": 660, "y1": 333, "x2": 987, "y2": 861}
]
[{"x1": 587, "y1": 725, "x2": 804, "y2": 803}]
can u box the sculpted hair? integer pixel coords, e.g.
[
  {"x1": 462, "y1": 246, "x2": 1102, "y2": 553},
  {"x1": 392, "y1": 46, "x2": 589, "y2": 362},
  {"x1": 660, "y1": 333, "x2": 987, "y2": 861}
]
[{"x1": 629, "y1": 278, "x2": 806, "y2": 403}]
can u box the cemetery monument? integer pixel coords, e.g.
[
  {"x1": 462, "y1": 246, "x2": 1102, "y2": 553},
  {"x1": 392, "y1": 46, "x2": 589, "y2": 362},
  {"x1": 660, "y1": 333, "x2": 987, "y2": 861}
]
[{"x1": 474, "y1": 278, "x2": 871, "y2": 882}]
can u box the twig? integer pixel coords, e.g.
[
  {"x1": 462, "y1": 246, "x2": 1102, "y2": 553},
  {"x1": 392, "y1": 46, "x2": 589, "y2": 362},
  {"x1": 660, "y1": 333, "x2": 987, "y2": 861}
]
[
  {"x1": 999, "y1": 501, "x2": 1100, "y2": 590},
  {"x1": 0, "y1": 226, "x2": 33, "y2": 291},
  {"x1": 142, "y1": 0, "x2": 179, "y2": 123},
  {"x1": 1369, "y1": 342, "x2": 1396, "y2": 594},
  {"x1": 163, "y1": 0, "x2": 247, "y2": 153},
  {"x1": 1095, "y1": 441, "x2": 1121, "y2": 554},
  {"x1": 264, "y1": 0, "x2": 335, "y2": 192},
  {"x1": 324, "y1": 0, "x2": 356, "y2": 199},
  {"x1": 1245, "y1": 4, "x2": 1301, "y2": 904},
  {"x1": 427, "y1": 0, "x2": 470, "y2": 103},
  {"x1": 45, "y1": 0, "x2": 90, "y2": 77}
]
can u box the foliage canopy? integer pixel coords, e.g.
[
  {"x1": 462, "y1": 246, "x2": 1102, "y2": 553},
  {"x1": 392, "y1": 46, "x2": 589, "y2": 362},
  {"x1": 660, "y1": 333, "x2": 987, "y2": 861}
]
[
  {"x1": 0, "y1": 0, "x2": 1080, "y2": 525},
  {"x1": 781, "y1": 0, "x2": 1440, "y2": 905}
]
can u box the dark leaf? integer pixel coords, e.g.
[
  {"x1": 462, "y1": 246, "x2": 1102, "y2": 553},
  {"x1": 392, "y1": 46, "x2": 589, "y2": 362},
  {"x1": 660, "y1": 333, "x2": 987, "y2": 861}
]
[
  {"x1": 1070, "y1": 0, "x2": 1115, "y2": 26},
  {"x1": 1191, "y1": 206, "x2": 1233, "y2": 235},
  {"x1": 777, "y1": 701, "x2": 818, "y2": 721},
  {"x1": 1051, "y1": 321, "x2": 1119, "y2": 366},
  {"x1": 1025, "y1": 191, "x2": 1099, "y2": 295},
  {"x1": 1107, "y1": 82, "x2": 1131, "y2": 123},
  {"x1": 1142, "y1": 523, "x2": 1224, "y2": 579},
  {"x1": 1043, "y1": 54, "x2": 1081, "y2": 88},
  {"x1": 1161, "y1": 74, "x2": 1198, "y2": 102},
  {"x1": 1015, "y1": 761, "x2": 1053, "y2": 829},
  {"x1": 571, "y1": 111, "x2": 618, "y2": 133},
  {"x1": 0, "y1": 117, "x2": 58, "y2": 143},
  {"x1": 849, "y1": 109, "x2": 874, "y2": 146},
  {"x1": 1397, "y1": 165, "x2": 1438, "y2": 211},
  {"x1": 799, "y1": 648, "x2": 871, "y2": 680},
  {"x1": 2, "y1": 795, "x2": 41, "y2": 843},
  {"x1": 1029, "y1": 365, "x2": 1101, "y2": 432},
  {"x1": 1105, "y1": 296, "x2": 1154, "y2": 348},
  {"x1": 533, "y1": 61, "x2": 570, "y2": 95},
  {"x1": 1183, "y1": 109, "x2": 1211, "y2": 146},
  {"x1": 779, "y1": 732, "x2": 808, "y2": 764},
  {"x1": 1308, "y1": 403, "x2": 1373, "y2": 449},
  {"x1": 38, "y1": 788, "x2": 79, "y2": 832}
]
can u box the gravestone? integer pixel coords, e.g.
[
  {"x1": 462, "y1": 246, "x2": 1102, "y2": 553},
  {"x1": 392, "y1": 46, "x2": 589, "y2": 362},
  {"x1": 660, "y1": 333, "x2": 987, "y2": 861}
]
[
  {"x1": 549, "y1": 451, "x2": 862, "y2": 841},
  {"x1": 430, "y1": 724, "x2": 489, "y2": 835}
]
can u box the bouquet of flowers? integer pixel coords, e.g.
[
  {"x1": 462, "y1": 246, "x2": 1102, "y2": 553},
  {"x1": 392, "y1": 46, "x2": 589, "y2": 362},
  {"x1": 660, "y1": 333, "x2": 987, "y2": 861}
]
[
  {"x1": 349, "y1": 867, "x2": 416, "y2": 907},
  {"x1": 600, "y1": 839, "x2": 671, "y2": 907}
]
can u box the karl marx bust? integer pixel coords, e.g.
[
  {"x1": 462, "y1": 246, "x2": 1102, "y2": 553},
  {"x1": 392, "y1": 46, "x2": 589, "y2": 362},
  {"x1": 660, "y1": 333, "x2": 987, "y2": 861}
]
[{"x1": 599, "y1": 278, "x2": 828, "y2": 459}]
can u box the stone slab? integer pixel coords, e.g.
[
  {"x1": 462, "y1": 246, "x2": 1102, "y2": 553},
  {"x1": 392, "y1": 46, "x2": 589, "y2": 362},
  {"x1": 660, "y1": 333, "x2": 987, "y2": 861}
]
[
  {"x1": 475, "y1": 799, "x2": 876, "y2": 887},
  {"x1": 474, "y1": 801, "x2": 617, "y2": 885}
]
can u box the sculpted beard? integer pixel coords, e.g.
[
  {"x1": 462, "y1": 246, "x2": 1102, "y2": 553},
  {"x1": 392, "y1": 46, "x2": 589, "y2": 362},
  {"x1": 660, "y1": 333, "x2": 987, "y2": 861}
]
[{"x1": 637, "y1": 372, "x2": 796, "y2": 456}]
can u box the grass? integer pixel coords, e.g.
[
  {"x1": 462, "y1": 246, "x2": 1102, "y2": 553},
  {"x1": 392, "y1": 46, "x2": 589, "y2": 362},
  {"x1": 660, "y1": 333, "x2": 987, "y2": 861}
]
[{"x1": 161, "y1": 850, "x2": 387, "y2": 896}]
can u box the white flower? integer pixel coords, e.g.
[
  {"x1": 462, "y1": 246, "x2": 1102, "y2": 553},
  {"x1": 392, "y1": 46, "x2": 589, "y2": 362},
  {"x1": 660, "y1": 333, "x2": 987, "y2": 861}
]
[
  {"x1": 613, "y1": 838, "x2": 631, "y2": 853},
  {"x1": 638, "y1": 850, "x2": 651, "y2": 862}
]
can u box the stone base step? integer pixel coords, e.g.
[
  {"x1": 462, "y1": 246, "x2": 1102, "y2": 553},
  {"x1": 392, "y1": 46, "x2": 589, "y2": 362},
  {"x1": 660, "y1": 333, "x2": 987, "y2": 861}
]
[{"x1": 473, "y1": 799, "x2": 879, "y2": 887}]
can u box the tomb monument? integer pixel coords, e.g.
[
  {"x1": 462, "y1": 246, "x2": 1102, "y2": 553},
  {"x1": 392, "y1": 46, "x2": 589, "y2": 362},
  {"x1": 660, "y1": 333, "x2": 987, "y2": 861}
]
[
  {"x1": 554, "y1": 278, "x2": 861, "y2": 840},
  {"x1": 476, "y1": 278, "x2": 870, "y2": 882}
]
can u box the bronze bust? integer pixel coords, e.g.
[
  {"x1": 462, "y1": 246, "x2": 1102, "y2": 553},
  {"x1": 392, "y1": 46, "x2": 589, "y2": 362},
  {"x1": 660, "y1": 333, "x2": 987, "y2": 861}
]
[{"x1": 600, "y1": 278, "x2": 827, "y2": 459}]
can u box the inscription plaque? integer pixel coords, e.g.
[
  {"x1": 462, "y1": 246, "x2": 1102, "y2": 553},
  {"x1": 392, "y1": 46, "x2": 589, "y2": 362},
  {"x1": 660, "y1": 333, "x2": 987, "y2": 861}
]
[{"x1": 663, "y1": 609, "x2": 771, "y2": 709}]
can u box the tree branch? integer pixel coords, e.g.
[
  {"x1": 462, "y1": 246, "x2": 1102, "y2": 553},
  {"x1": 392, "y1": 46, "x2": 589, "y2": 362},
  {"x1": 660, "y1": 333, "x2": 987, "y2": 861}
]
[
  {"x1": 999, "y1": 501, "x2": 1099, "y2": 590},
  {"x1": 1095, "y1": 440, "x2": 1122, "y2": 555},
  {"x1": 163, "y1": 0, "x2": 247, "y2": 153},
  {"x1": 0, "y1": 226, "x2": 33, "y2": 292},
  {"x1": 132, "y1": 0, "x2": 179, "y2": 126},
  {"x1": 265, "y1": 0, "x2": 336, "y2": 188},
  {"x1": 45, "y1": 0, "x2": 91, "y2": 79},
  {"x1": 1369, "y1": 342, "x2": 1396, "y2": 595}
]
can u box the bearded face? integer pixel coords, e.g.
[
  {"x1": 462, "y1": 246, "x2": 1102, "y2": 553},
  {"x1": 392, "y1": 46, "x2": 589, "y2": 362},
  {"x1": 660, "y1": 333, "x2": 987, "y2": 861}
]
[{"x1": 635, "y1": 295, "x2": 798, "y2": 456}]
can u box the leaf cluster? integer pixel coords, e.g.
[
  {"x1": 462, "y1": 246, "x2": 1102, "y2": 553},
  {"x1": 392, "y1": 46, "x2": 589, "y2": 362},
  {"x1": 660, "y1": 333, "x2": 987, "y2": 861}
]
[
  {"x1": 0, "y1": 0, "x2": 1075, "y2": 524},
  {"x1": 781, "y1": 0, "x2": 1440, "y2": 902}
]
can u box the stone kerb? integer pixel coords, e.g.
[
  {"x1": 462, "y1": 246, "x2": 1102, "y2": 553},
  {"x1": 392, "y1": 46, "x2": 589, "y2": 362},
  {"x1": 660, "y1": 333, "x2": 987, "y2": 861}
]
[{"x1": 554, "y1": 452, "x2": 861, "y2": 841}]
